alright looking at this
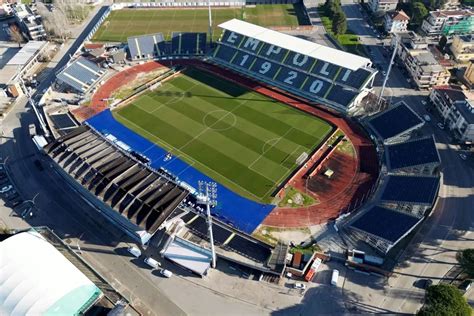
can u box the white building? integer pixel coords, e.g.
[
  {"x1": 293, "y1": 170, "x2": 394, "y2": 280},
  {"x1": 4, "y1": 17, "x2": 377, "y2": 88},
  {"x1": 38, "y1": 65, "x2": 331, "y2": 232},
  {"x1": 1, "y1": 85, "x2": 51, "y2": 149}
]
[
  {"x1": 449, "y1": 35, "x2": 474, "y2": 63},
  {"x1": 368, "y1": 0, "x2": 398, "y2": 13},
  {"x1": 384, "y1": 10, "x2": 410, "y2": 33},
  {"x1": 421, "y1": 9, "x2": 474, "y2": 41},
  {"x1": 13, "y1": 4, "x2": 47, "y2": 40},
  {"x1": 429, "y1": 85, "x2": 474, "y2": 143}
]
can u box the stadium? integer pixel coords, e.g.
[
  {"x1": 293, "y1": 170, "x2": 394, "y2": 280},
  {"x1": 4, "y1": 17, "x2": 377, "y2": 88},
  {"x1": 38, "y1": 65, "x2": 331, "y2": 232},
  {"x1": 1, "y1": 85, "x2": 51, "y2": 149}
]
[{"x1": 41, "y1": 2, "x2": 440, "y2": 270}]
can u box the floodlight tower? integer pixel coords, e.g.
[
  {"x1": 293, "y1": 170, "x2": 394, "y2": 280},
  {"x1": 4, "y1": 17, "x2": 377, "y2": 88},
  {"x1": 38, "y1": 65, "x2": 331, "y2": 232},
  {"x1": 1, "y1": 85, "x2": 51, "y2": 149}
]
[
  {"x1": 198, "y1": 181, "x2": 217, "y2": 268},
  {"x1": 377, "y1": 35, "x2": 398, "y2": 112},
  {"x1": 208, "y1": 0, "x2": 213, "y2": 44}
]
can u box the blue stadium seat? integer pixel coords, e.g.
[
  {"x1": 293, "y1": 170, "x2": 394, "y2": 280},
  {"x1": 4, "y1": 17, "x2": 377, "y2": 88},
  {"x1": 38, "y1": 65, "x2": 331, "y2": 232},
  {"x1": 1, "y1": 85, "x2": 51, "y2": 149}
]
[
  {"x1": 283, "y1": 51, "x2": 315, "y2": 72},
  {"x1": 238, "y1": 36, "x2": 264, "y2": 54},
  {"x1": 213, "y1": 44, "x2": 238, "y2": 63},
  {"x1": 275, "y1": 66, "x2": 307, "y2": 90},
  {"x1": 250, "y1": 57, "x2": 281, "y2": 80},
  {"x1": 220, "y1": 30, "x2": 245, "y2": 48},
  {"x1": 301, "y1": 76, "x2": 332, "y2": 98},
  {"x1": 171, "y1": 32, "x2": 207, "y2": 55},
  {"x1": 325, "y1": 85, "x2": 358, "y2": 108},
  {"x1": 231, "y1": 50, "x2": 257, "y2": 70},
  {"x1": 258, "y1": 43, "x2": 288, "y2": 63},
  {"x1": 311, "y1": 61, "x2": 340, "y2": 81},
  {"x1": 335, "y1": 68, "x2": 372, "y2": 90}
]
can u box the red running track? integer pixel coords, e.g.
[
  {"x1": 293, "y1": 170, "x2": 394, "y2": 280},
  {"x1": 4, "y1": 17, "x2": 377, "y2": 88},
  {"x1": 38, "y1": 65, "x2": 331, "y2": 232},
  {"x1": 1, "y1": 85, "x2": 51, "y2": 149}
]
[{"x1": 75, "y1": 59, "x2": 379, "y2": 228}]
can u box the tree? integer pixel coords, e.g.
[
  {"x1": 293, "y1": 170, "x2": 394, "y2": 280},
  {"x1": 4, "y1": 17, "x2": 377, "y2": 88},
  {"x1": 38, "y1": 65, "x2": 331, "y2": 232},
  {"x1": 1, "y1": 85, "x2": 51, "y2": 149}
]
[
  {"x1": 418, "y1": 284, "x2": 471, "y2": 316},
  {"x1": 324, "y1": 0, "x2": 341, "y2": 18},
  {"x1": 9, "y1": 24, "x2": 24, "y2": 48},
  {"x1": 332, "y1": 11, "x2": 347, "y2": 35},
  {"x1": 457, "y1": 249, "x2": 474, "y2": 278},
  {"x1": 438, "y1": 36, "x2": 448, "y2": 51},
  {"x1": 411, "y1": 2, "x2": 429, "y2": 28}
]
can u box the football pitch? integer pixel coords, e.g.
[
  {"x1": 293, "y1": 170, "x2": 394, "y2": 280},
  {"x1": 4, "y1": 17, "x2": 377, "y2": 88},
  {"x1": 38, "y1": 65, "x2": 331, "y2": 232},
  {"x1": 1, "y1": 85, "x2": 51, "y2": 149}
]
[
  {"x1": 113, "y1": 68, "x2": 332, "y2": 203},
  {"x1": 92, "y1": 4, "x2": 310, "y2": 42}
]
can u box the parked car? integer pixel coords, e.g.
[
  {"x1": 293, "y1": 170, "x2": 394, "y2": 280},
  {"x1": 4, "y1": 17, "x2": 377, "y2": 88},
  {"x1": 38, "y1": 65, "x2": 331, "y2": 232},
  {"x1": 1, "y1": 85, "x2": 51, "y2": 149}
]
[
  {"x1": 0, "y1": 185, "x2": 13, "y2": 193},
  {"x1": 421, "y1": 100, "x2": 427, "y2": 106},
  {"x1": 144, "y1": 257, "x2": 160, "y2": 269},
  {"x1": 159, "y1": 269, "x2": 173, "y2": 278},
  {"x1": 459, "y1": 153, "x2": 468, "y2": 160},
  {"x1": 127, "y1": 246, "x2": 141, "y2": 258},
  {"x1": 294, "y1": 283, "x2": 306, "y2": 289},
  {"x1": 459, "y1": 280, "x2": 472, "y2": 293},
  {"x1": 423, "y1": 115, "x2": 431, "y2": 122}
]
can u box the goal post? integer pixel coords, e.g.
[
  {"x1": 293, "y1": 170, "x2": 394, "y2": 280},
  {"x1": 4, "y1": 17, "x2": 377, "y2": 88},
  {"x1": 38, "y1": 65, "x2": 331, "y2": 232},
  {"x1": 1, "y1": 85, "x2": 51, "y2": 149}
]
[{"x1": 296, "y1": 152, "x2": 308, "y2": 166}]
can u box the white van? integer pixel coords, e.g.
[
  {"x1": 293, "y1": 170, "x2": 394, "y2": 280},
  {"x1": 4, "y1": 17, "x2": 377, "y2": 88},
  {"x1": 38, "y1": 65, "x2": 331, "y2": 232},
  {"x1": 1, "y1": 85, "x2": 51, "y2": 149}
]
[
  {"x1": 331, "y1": 269, "x2": 339, "y2": 286},
  {"x1": 144, "y1": 257, "x2": 160, "y2": 269},
  {"x1": 160, "y1": 269, "x2": 173, "y2": 278},
  {"x1": 127, "y1": 246, "x2": 141, "y2": 258}
]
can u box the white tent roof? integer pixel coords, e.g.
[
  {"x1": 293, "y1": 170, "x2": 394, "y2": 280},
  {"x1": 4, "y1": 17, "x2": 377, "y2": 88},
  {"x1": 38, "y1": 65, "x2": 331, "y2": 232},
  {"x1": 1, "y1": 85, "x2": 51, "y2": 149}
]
[
  {"x1": 0, "y1": 231, "x2": 101, "y2": 315},
  {"x1": 163, "y1": 237, "x2": 212, "y2": 276},
  {"x1": 218, "y1": 19, "x2": 371, "y2": 71}
]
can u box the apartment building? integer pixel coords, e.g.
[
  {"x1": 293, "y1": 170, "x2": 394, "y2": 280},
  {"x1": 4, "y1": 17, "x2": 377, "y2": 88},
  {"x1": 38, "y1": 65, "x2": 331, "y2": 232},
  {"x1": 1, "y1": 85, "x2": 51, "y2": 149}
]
[
  {"x1": 421, "y1": 9, "x2": 474, "y2": 41},
  {"x1": 14, "y1": 4, "x2": 46, "y2": 41},
  {"x1": 430, "y1": 86, "x2": 474, "y2": 143},
  {"x1": 449, "y1": 35, "x2": 474, "y2": 62},
  {"x1": 368, "y1": 0, "x2": 398, "y2": 13},
  {"x1": 464, "y1": 62, "x2": 474, "y2": 89},
  {"x1": 384, "y1": 10, "x2": 410, "y2": 33},
  {"x1": 392, "y1": 32, "x2": 450, "y2": 89}
]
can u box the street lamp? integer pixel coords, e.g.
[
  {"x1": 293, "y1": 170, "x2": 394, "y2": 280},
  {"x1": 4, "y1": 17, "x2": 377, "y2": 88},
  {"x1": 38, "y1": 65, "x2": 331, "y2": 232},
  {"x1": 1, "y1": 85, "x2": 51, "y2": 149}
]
[{"x1": 197, "y1": 181, "x2": 217, "y2": 268}]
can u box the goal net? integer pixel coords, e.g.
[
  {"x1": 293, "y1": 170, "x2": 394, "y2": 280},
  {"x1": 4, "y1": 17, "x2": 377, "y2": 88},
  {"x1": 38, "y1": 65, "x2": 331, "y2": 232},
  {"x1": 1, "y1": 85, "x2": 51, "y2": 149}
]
[{"x1": 296, "y1": 152, "x2": 308, "y2": 166}]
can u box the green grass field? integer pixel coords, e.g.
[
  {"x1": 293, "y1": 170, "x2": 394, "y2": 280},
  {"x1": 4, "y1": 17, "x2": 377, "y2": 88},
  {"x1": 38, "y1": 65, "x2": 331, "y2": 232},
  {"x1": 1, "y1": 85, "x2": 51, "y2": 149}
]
[
  {"x1": 92, "y1": 4, "x2": 310, "y2": 42},
  {"x1": 113, "y1": 68, "x2": 332, "y2": 203}
]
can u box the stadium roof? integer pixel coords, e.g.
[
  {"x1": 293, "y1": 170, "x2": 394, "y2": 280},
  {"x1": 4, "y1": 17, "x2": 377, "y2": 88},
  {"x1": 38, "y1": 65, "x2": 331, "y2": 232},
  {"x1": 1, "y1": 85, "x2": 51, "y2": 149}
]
[
  {"x1": 57, "y1": 57, "x2": 104, "y2": 93},
  {"x1": 368, "y1": 102, "x2": 424, "y2": 141},
  {"x1": 163, "y1": 237, "x2": 212, "y2": 276},
  {"x1": 381, "y1": 175, "x2": 440, "y2": 205},
  {"x1": 218, "y1": 19, "x2": 371, "y2": 71},
  {"x1": 386, "y1": 136, "x2": 441, "y2": 170},
  {"x1": 127, "y1": 33, "x2": 166, "y2": 59},
  {"x1": 0, "y1": 231, "x2": 102, "y2": 315},
  {"x1": 351, "y1": 206, "x2": 422, "y2": 243}
]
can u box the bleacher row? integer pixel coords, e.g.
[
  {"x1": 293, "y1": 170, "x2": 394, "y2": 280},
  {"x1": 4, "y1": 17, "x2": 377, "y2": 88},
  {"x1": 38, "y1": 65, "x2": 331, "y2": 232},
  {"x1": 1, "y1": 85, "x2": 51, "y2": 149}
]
[
  {"x1": 57, "y1": 57, "x2": 106, "y2": 93},
  {"x1": 347, "y1": 104, "x2": 442, "y2": 254},
  {"x1": 211, "y1": 20, "x2": 376, "y2": 110},
  {"x1": 128, "y1": 32, "x2": 207, "y2": 61}
]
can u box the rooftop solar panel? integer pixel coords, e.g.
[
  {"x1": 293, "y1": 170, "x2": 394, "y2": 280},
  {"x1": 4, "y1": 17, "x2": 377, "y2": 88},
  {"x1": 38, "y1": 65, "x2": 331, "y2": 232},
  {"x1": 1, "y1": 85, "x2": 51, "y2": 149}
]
[
  {"x1": 351, "y1": 206, "x2": 421, "y2": 243},
  {"x1": 226, "y1": 236, "x2": 271, "y2": 263},
  {"x1": 387, "y1": 137, "x2": 440, "y2": 170},
  {"x1": 381, "y1": 175, "x2": 440, "y2": 205},
  {"x1": 368, "y1": 102, "x2": 424, "y2": 140},
  {"x1": 49, "y1": 113, "x2": 77, "y2": 130}
]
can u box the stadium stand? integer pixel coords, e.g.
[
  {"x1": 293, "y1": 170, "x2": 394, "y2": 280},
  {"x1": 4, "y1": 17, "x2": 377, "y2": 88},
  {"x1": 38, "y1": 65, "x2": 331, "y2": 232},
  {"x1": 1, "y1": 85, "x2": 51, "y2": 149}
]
[
  {"x1": 44, "y1": 125, "x2": 188, "y2": 242},
  {"x1": 56, "y1": 57, "x2": 105, "y2": 93},
  {"x1": 386, "y1": 136, "x2": 441, "y2": 174},
  {"x1": 171, "y1": 32, "x2": 207, "y2": 55},
  {"x1": 367, "y1": 101, "x2": 424, "y2": 143},
  {"x1": 350, "y1": 205, "x2": 423, "y2": 253},
  {"x1": 379, "y1": 175, "x2": 440, "y2": 217},
  {"x1": 127, "y1": 33, "x2": 167, "y2": 61},
  {"x1": 211, "y1": 19, "x2": 376, "y2": 111}
]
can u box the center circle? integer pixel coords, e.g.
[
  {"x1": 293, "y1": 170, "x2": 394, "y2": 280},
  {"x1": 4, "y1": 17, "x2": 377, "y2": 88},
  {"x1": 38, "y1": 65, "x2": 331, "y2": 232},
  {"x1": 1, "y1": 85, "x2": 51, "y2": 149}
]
[{"x1": 203, "y1": 110, "x2": 237, "y2": 131}]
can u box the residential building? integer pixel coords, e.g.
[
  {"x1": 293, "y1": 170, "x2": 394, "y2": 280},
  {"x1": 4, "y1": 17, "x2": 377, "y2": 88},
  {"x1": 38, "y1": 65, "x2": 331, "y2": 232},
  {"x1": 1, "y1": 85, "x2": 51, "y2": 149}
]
[
  {"x1": 13, "y1": 4, "x2": 46, "y2": 40},
  {"x1": 463, "y1": 62, "x2": 474, "y2": 88},
  {"x1": 384, "y1": 10, "x2": 410, "y2": 33},
  {"x1": 368, "y1": 0, "x2": 398, "y2": 13},
  {"x1": 441, "y1": 0, "x2": 461, "y2": 10},
  {"x1": 421, "y1": 9, "x2": 474, "y2": 41},
  {"x1": 392, "y1": 32, "x2": 450, "y2": 89},
  {"x1": 430, "y1": 85, "x2": 474, "y2": 143},
  {"x1": 449, "y1": 35, "x2": 474, "y2": 62}
]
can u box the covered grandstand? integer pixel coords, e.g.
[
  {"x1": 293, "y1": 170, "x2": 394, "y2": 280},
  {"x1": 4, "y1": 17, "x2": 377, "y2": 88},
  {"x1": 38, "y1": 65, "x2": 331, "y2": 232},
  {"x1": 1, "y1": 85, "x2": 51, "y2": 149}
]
[
  {"x1": 44, "y1": 125, "x2": 189, "y2": 243},
  {"x1": 127, "y1": 33, "x2": 167, "y2": 60},
  {"x1": 367, "y1": 101, "x2": 424, "y2": 144},
  {"x1": 0, "y1": 230, "x2": 102, "y2": 315},
  {"x1": 56, "y1": 57, "x2": 105, "y2": 93},
  {"x1": 386, "y1": 136, "x2": 441, "y2": 174},
  {"x1": 349, "y1": 205, "x2": 423, "y2": 253},
  {"x1": 379, "y1": 175, "x2": 440, "y2": 217},
  {"x1": 211, "y1": 19, "x2": 376, "y2": 112}
]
